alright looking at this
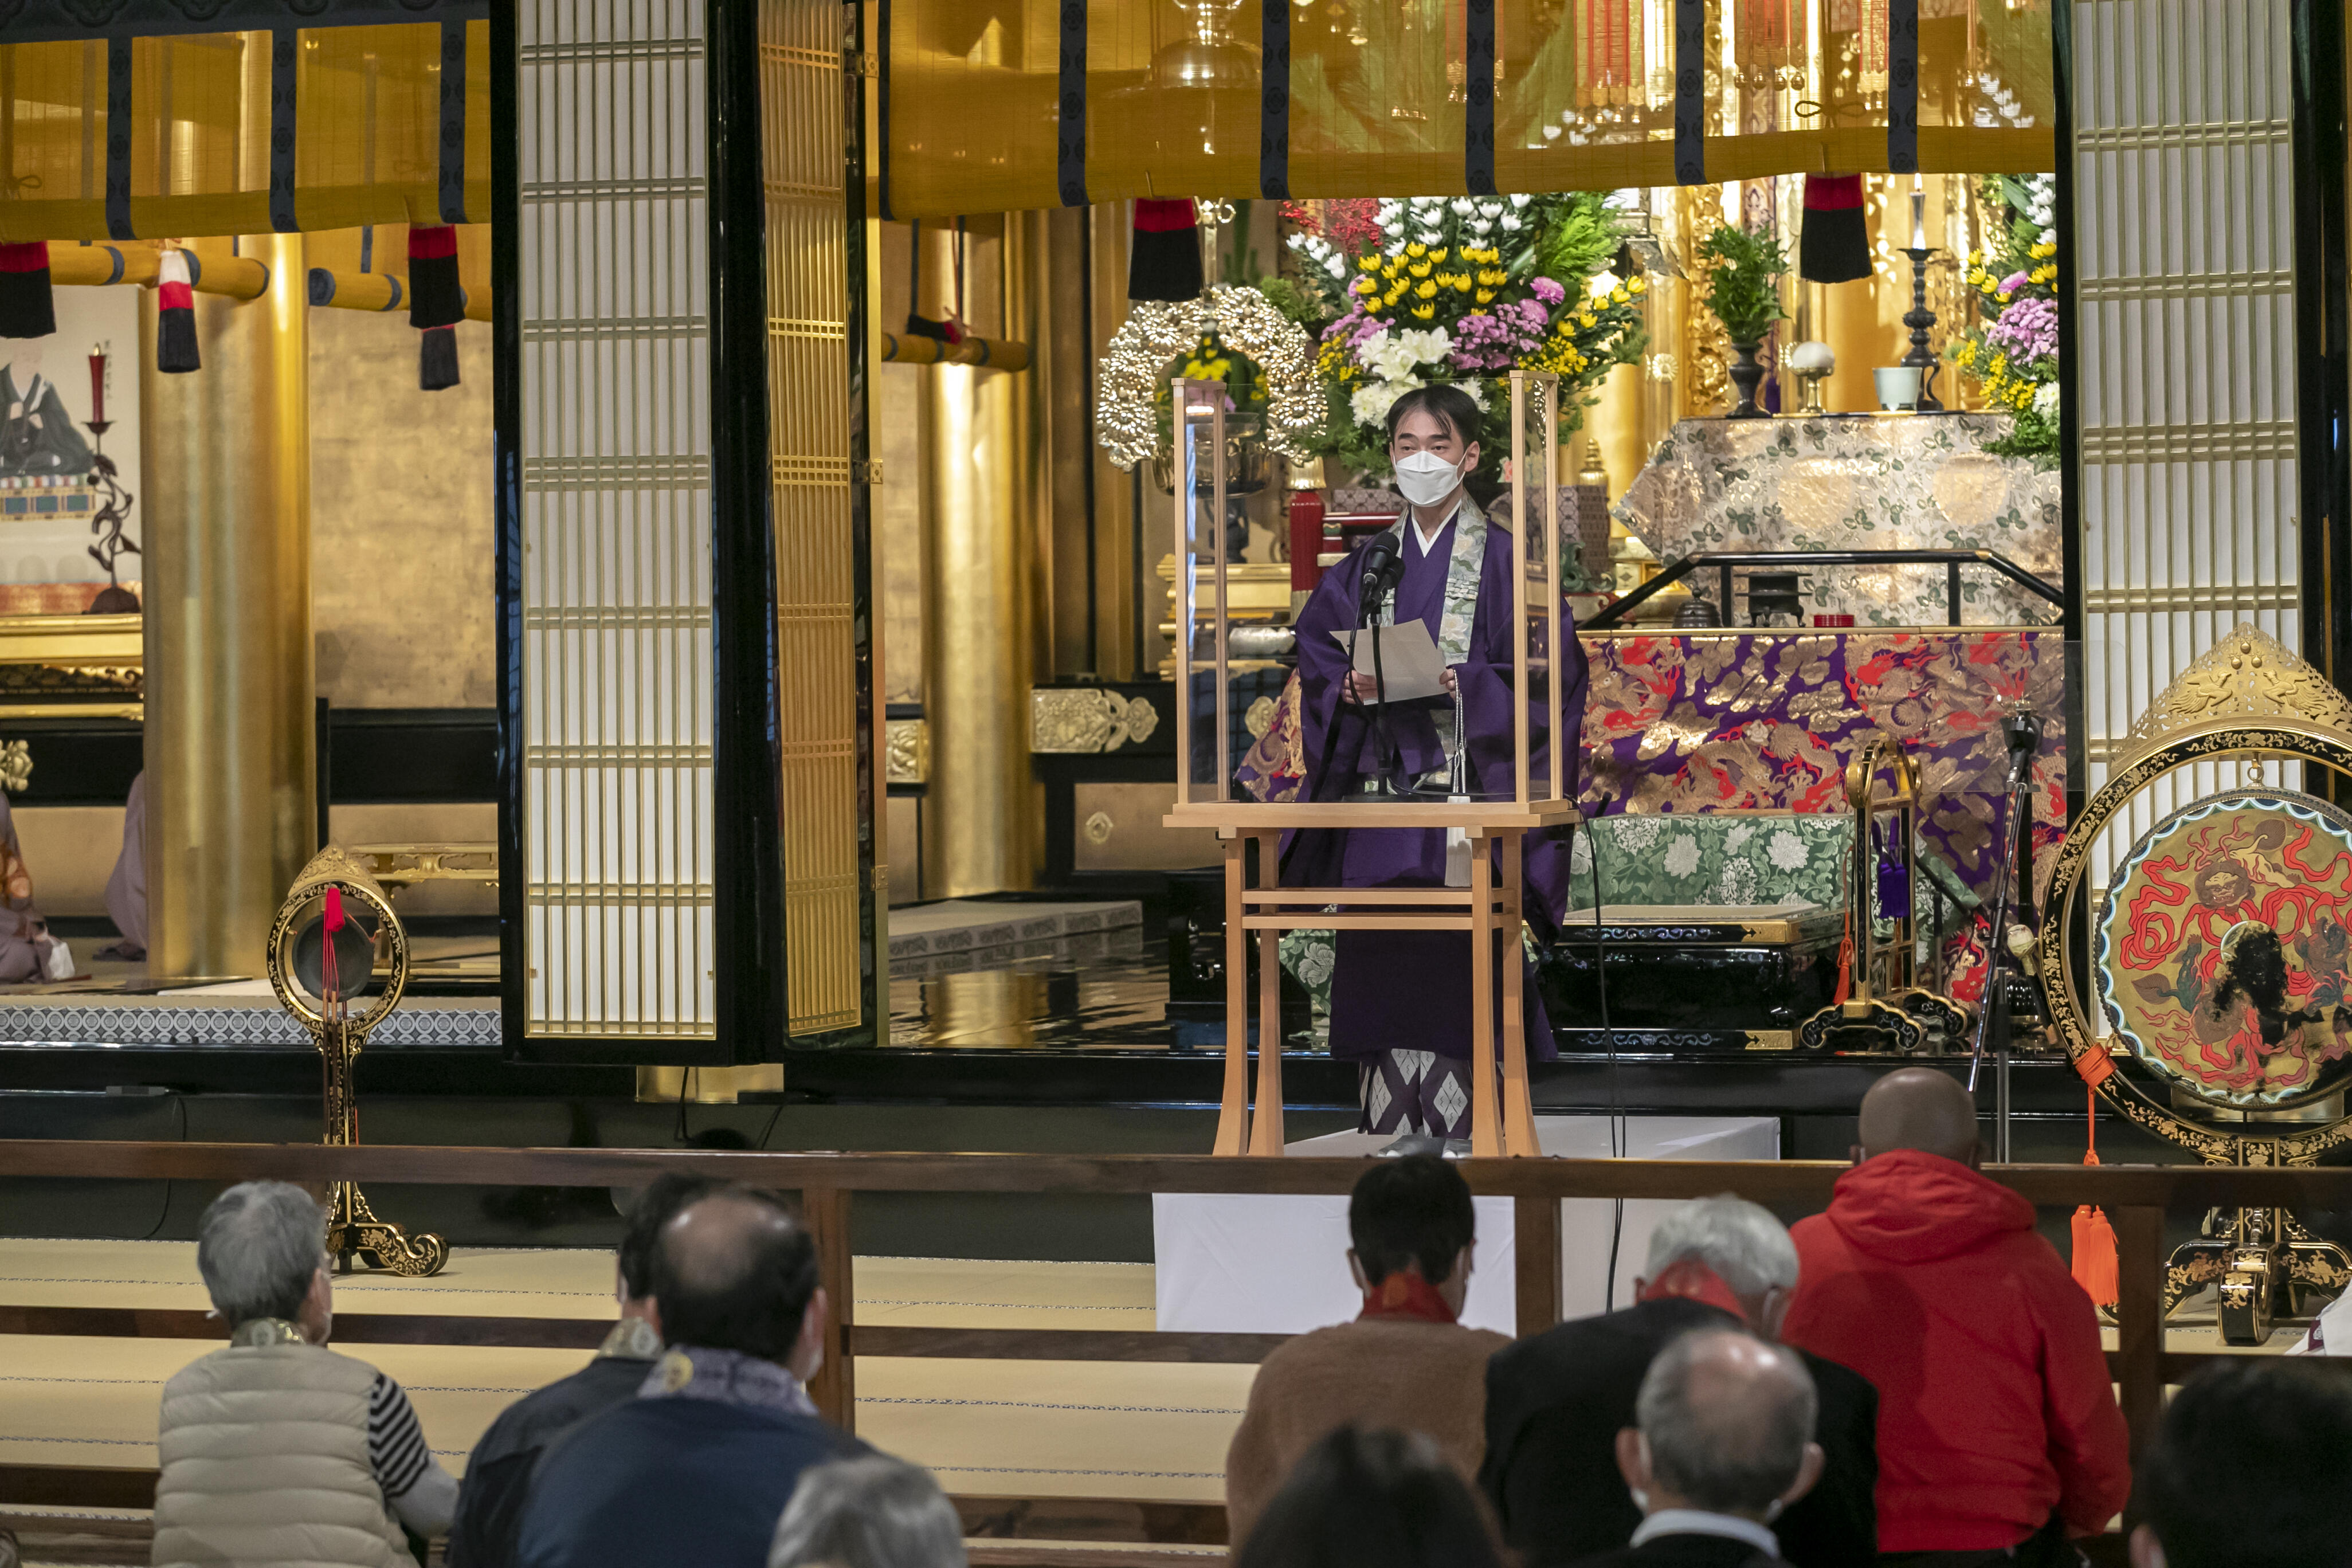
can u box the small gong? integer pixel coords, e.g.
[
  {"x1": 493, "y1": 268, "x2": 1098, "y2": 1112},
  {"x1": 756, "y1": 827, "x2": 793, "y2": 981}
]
[{"x1": 291, "y1": 910, "x2": 378, "y2": 1003}]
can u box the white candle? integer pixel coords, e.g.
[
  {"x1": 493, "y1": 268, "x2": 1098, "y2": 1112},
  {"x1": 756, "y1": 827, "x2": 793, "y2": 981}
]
[{"x1": 1910, "y1": 178, "x2": 1926, "y2": 250}]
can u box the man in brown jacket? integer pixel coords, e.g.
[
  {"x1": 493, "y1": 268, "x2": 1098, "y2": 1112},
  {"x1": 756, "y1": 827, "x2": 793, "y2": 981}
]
[{"x1": 1224, "y1": 1156, "x2": 1509, "y2": 1547}]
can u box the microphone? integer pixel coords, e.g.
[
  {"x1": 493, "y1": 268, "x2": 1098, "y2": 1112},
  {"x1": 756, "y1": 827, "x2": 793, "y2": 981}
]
[
  {"x1": 1358, "y1": 532, "x2": 1405, "y2": 620},
  {"x1": 2001, "y1": 705, "x2": 2043, "y2": 789}
]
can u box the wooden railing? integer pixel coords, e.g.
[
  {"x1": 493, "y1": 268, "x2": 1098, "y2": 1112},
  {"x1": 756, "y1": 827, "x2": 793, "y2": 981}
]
[{"x1": 0, "y1": 1139, "x2": 2335, "y2": 1549}]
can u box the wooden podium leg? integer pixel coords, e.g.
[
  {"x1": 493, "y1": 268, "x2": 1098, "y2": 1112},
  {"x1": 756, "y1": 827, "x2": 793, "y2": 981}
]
[
  {"x1": 1213, "y1": 834, "x2": 1251, "y2": 1157},
  {"x1": 1500, "y1": 834, "x2": 1540, "y2": 1158},
  {"x1": 1470, "y1": 834, "x2": 1502, "y2": 1157},
  {"x1": 1249, "y1": 839, "x2": 1287, "y2": 1155}
]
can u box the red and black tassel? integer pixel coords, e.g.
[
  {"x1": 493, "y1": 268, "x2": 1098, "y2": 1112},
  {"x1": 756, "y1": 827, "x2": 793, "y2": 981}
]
[
  {"x1": 0, "y1": 243, "x2": 55, "y2": 340},
  {"x1": 407, "y1": 224, "x2": 464, "y2": 390},
  {"x1": 1800, "y1": 175, "x2": 1871, "y2": 285},
  {"x1": 1128, "y1": 198, "x2": 1204, "y2": 303},
  {"x1": 156, "y1": 250, "x2": 199, "y2": 374}
]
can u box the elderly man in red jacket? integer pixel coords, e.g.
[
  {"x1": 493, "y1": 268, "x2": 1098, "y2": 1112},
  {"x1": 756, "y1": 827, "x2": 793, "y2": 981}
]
[{"x1": 1780, "y1": 1069, "x2": 2129, "y2": 1567}]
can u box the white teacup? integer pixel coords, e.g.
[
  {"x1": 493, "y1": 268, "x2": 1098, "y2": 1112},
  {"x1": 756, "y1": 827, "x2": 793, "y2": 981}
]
[{"x1": 1874, "y1": 367, "x2": 1922, "y2": 411}]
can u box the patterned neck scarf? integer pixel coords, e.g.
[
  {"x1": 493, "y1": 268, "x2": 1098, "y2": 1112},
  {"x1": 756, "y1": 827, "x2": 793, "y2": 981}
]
[
  {"x1": 1358, "y1": 1269, "x2": 1460, "y2": 1326},
  {"x1": 1371, "y1": 496, "x2": 1488, "y2": 782},
  {"x1": 229, "y1": 1318, "x2": 307, "y2": 1347},
  {"x1": 598, "y1": 1316, "x2": 663, "y2": 1360},
  {"x1": 639, "y1": 1343, "x2": 817, "y2": 1417}
]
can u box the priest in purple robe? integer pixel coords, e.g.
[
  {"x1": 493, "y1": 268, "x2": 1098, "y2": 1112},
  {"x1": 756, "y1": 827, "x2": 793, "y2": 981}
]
[{"x1": 1282, "y1": 385, "x2": 1586, "y2": 1148}]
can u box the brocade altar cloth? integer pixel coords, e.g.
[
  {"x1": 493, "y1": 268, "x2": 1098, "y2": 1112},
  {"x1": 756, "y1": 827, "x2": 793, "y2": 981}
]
[
  {"x1": 1613, "y1": 415, "x2": 2061, "y2": 626},
  {"x1": 1237, "y1": 629, "x2": 2067, "y2": 1003}
]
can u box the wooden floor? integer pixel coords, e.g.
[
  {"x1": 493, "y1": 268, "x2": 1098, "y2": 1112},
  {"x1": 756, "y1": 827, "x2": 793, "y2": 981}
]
[{"x1": 0, "y1": 1239, "x2": 1248, "y2": 1502}]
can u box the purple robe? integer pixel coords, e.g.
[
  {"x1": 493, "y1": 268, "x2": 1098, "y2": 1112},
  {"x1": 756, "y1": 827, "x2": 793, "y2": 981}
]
[{"x1": 1281, "y1": 508, "x2": 1587, "y2": 1063}]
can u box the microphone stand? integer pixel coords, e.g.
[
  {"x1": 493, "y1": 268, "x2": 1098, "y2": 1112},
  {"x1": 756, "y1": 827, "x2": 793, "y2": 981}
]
[{"x1": 1967, "y1": 709, "x2": 2045, "y2": 1169}]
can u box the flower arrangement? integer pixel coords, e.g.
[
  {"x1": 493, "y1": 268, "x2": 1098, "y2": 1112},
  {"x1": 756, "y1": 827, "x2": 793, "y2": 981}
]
[
  {"x1": 1096, "y1": 286, "x2": 1321, "y2": 471},
  {"x1": 1275, "y1": 194, "x2": 1648, "y2": 483},
  {"x1": 1694, "y1": 221, "x2": 1789, "y2": 346},
  {"x1": 1950, "y1": 174, "x2": 2060, "y2": 465}
]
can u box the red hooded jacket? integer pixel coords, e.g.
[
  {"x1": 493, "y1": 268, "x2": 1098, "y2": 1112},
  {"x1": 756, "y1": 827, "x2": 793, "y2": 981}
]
[{"x1": 1781, "y1": 1150, "x2": 2131, "y2": 1553}]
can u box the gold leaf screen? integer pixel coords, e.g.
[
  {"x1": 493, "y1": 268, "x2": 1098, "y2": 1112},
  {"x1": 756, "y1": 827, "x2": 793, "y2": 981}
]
[
  {"x1": 0, "y1": 23, "x2": 491, "y2": 242},
  {"x1": 881, "y1": 0, "x2": 2055, "y2": 218},
  {"x1": 518, "y1": 0, "x2": 718, "y2": 1038},
  {"x1": 762, "y1": 0, "x2": 864, "y2": 1033}
]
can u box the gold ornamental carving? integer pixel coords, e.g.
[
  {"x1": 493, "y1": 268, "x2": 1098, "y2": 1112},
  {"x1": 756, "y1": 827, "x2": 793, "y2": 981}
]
[
  {"x1": 2111, "y1": 624, "x2": 2352, "y2": 775},
  {"x1": 0, "y1": 740, "x2": 30, "y2": 795},
  {"x1": 1030, "y1": 689, "x2": 1161, "y2": 754},
  {"x1": 885, "y1": 719, "x2": 930, "y2": 785},
  {"x1": 1244, "y1": 696, "x2": 1279, "y2": 740},
  {"x1": 1083, "y1": 810, "x2": 1116, "y2": 845}
]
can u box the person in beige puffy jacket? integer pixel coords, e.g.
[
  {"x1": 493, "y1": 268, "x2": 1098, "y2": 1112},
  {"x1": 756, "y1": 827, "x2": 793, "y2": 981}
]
[{"x1": 151, "y1": 1181, "x2": 458, "y2": 1568}]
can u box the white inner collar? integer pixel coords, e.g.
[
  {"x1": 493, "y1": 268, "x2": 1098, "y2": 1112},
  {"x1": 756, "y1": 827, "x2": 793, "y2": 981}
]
[{"x1": 1629, "y1": 1508, "x2": 1781, "y2": 1557}]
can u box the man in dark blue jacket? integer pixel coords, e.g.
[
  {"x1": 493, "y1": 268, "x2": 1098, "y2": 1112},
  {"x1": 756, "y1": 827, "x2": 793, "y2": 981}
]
[{"x1": 515, "y1": 1183, "x2": 870, "y2": 1568}]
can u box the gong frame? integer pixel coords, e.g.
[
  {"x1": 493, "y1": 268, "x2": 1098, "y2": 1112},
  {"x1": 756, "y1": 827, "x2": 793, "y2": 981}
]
[
  {"x1": 266, "y1": 845, "x2": 411, "y2": 1037},
  {"x1": 2037, "y1": 717, "x2": 2352, "y2": 1165}
]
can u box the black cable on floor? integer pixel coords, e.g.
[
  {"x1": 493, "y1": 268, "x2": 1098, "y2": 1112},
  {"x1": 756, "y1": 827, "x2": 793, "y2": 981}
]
[
  {"x1": 1586, "y1": 818, "x2": 1627, "y2": 1312},
  {"x1": 138, "y1": 1092, "x2": 189, "y2": 1241}
]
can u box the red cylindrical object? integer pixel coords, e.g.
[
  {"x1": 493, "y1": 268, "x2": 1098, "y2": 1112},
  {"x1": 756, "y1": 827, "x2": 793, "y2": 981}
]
[
  {"x1": 1812, "y1": 613, "x2": 1856, "y2": 628},
  {"x1": 88, "y1": 349, "x2": 104, "y2": 426},
  {"x1": 1288, "y1": 488, "x2": 1327, "y2": 591}
]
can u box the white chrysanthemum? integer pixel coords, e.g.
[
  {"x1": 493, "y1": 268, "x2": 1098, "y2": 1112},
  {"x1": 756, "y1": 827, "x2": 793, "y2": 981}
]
[
  {"x1": 1510, "y1": 193, "x2": 1532, "y2": 207},
  {"x1": 1500, "y1": 213, "x2": 1523, "y2": 231},
  {"x1": 2037, "y1": 227, "x2": 2058, "y2": 249},
  {"x1": 1351, "y1": 379, "x2": 1417, "y2": 427},
  {"x1": 2033, "y1": 382, "x2": 2061, "y2": 420},
  {"x1": 1324, "y1": 256, "x2": 1346, "y2": 279},
  {"x1": 1477, "y1": 199, "x2": 1504, "y2": 217},
  {"x1": 1767, "y1": 830, "x2": 1809, "y2": 872},
  {"x1": 1664, "y1": 836, "x2": 1701, "y2": 879},
  {"x1": 1395, "y1": 326, "x2": 1452, "y2": 364},
  {"x1": 1451, "y1": 197, "x2": 1476, "y2": 215},
  {"x1": 1471, "y1": 219, "x2": 1495, "y2": 235},
  {"x1": 1459, "y1": 379, "x2": 1488, "y2": 409}
]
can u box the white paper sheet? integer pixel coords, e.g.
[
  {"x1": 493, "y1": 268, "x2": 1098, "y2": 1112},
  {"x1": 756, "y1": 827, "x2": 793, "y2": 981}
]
[{"x1": 1330, "y1": 621, "x2": 1449, "y2": 703}]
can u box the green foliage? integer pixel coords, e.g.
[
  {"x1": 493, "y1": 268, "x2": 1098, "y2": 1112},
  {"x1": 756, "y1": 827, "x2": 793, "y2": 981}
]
[
  {"x1": 1257, "y1": 273, "x2": 1335, "y2": 330},
  {"x1": 1522, "y1": 193, "x2": 1624, "y2": 287},
  {"x1": 1696, "y1": 222, "x2": 1789, "y2": 345}
]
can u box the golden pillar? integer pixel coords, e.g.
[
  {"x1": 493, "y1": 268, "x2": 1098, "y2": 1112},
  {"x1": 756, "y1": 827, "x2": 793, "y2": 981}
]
[
  {"x1": 1821, "y1": 276, "x2": 1886, "y2": 413},
  {"x1": 923, "y1": 216, "x2": 1041, "y2": 896},
  {"x1": 142, "y1": 233, "x2": 316, "y2": 978}
]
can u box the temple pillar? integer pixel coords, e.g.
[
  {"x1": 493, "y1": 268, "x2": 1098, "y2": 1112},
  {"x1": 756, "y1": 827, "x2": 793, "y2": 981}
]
[
  {"x1": 142, "y1": 233, "x2": 315, "y2": 978},
  {"x1": 923, "y1": 216, "x2": 1040, "y2": 896}
]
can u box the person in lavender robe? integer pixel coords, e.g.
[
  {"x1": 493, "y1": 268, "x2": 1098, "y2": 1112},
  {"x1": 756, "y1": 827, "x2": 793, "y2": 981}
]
[{"x1": 1283, "y1": 385, "x2": 1586, "y2": 1148}]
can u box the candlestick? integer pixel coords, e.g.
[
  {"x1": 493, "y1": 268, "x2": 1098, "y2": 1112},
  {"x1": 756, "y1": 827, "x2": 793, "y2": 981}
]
[
  {"x1": 88, "y1": 344, "x2": 105, "y2": 429},
  {"x1": 1899, "y1": 247, "x2": 1943, "y2": 413},
  {"x1": 1909, "y1": 179, "x2": 1926, "y2": 252}
]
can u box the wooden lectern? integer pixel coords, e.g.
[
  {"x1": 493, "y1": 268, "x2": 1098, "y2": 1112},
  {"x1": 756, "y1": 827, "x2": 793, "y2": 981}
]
[{"x1": 1164, "y1": 372, "x2": 1579, "y2": 1158}]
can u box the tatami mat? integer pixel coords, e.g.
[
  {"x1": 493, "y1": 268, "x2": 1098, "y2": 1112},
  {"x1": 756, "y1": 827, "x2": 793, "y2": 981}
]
[{"x1": 0, "y1": 1241, "x2": 1232, "y2": 1501}]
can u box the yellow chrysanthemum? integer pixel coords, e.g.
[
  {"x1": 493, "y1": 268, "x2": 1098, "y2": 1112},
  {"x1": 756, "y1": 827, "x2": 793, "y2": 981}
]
[
  {"x1": 1429, "y1": 248, "x2": 1448, "y2": 264},
  {"x1": 1628, "y1": 276, "x2": 1649, "y2": 295},
  {"x1": 1410, "y1": 305, "x2": 1436, "y2": 320},
  {"x1": 1995, "y1": 291, "x2": 2012, "y2": 305},
  {"x1": 1609, "y1": 287, "x2": 1629, "y2": 304},
  {"x1": 1358, "y1": 254, "x2": 1381, "y2": 272},
  {"x1": 1414, "y1": 280, "x2": 1438, "y2": 299},
  {"x1": 2030, "y1": 240, "x2": 2057, "y2": 260},
  {"x1": 1408, "y1": 262, "x2": 1433, "y2": 280},
  {"x1": 1355, "y1": 277, "x2": 1378, "y2": 295},
  {"x1": 1407, "y1": 242, "x2": 1427, "y2": 257},
  {"x1": 1474, "y1": 289, "x2": 1496, "y2": 304}
]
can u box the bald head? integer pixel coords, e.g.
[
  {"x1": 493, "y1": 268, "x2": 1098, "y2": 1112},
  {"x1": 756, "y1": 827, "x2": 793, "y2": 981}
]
[
  {"x1": 1857, "y1": 1068, "x2": 1981, "y2": 1163},
  {"x1": 1634, "y1": 1328, "x2": 1819, "y2": 1516},
  {"x1": 651, "y1": 1186, "x2": 820, "y2": 1364}
]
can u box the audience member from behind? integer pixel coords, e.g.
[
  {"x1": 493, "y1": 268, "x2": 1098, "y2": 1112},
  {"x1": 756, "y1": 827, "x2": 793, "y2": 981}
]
[
  {"x1": 1563, "y1": 1328, "x2": 1822, "y2": 1568},
  {"x1": 1236, "y1": 1426, "x2": 1504, "y2": 1568},
  {"x1": 1483, "y1": 1195, "x2": 1876, "y2": 1568},
  {"x1": 2130, "y1": 1358, "x2": 2352, "y2": 1568},
  {"x1": 1224, "y1": 1157, "x2": 1510, "y2": 1543},
  {"x1": 1781, "y1": 1068, "x2": 2128, "y2": 1563},
  {"x1": 152, "y1": 1181, "x2": 457, "y2": 1568},
  {"x1": 445, "y1": 1173, "x2": 719, "y2": 1566},
  {"x1": 769, "y1": 1455, "x2": 968, "y2": 1568},
  {"x1": 515, "y1": 1184, "x2": 869, "y2": 1568}
]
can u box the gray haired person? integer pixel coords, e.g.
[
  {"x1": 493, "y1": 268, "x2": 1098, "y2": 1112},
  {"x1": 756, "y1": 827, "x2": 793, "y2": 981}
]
[
  {"x1": 1481, "y1": 1194, "x2": 1879, "y2": 1568},
  {"x1": 152, "y1": 1181, "x2": 457, "y2": 1568},
  {"x1": 769, "y1": 1456, "x2": 967, "y2": 1568},
  {"x1": 1561, "y1": 1327, "x2": 1824, "y2": 1568}
]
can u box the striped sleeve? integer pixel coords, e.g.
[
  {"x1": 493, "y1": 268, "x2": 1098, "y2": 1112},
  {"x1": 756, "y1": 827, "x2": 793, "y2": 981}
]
[{"x1": 368, "y1": 1373, "x2": 433, "y2": 1500}]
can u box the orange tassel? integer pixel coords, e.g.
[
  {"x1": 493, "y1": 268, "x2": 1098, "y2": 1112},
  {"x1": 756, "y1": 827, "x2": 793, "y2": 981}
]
[{"x1": 2070, "y1": 1084, "x2": 2119, "y2": 1308}]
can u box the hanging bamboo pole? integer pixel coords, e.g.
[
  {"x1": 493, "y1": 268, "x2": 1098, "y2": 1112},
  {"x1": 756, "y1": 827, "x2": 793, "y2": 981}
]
[
  {"x1": 46, "y1": 244, "x2": 269, "y2": 301},
  {"x1": 306, "y1": 268, "x2": 494, "y2": 321},
  {"x1": 881, "y1": 330, "x2": 1030, "y2": 370}
]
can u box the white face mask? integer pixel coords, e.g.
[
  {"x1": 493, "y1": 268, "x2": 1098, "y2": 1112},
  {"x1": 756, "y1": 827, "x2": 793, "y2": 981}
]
[{"x1": 1393, "y1": 448, "x2": 1464, "y2": 508}]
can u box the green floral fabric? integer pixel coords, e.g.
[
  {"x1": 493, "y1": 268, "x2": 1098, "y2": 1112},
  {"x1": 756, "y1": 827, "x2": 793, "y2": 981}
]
[{"x1": 1566, "y1": 812, "x2": 1850, "y2": 910}]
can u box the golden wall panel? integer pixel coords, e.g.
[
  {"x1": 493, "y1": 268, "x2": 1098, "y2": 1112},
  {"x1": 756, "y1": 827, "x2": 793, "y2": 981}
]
[{"x1": 762, "y1": 0, "x2": 864, "y2": 1033}]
